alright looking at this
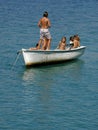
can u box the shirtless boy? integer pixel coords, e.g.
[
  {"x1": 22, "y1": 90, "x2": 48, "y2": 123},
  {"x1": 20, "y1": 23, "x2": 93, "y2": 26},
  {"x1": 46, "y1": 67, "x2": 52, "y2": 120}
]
[{"x1": 38, "y1": 11, "x2": 51, "y2": 50}]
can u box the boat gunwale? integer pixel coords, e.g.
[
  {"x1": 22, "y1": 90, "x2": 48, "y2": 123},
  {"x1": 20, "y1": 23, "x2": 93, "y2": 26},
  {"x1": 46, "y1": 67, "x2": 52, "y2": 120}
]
[{"x1": 22, "y1": 46, "x2": 86, "y2": 54}]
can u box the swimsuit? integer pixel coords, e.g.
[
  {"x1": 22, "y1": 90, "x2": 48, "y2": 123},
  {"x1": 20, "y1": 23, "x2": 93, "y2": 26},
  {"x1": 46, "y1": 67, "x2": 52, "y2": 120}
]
[{"x1": 40, "y1": 29, "x2": 51, "y2": 39}]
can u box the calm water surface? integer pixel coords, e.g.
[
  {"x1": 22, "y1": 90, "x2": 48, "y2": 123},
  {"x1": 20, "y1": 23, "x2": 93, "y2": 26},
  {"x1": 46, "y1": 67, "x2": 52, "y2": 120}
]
[{"x1": 0, "y1": 0, "x2": 98, "y2": 130}]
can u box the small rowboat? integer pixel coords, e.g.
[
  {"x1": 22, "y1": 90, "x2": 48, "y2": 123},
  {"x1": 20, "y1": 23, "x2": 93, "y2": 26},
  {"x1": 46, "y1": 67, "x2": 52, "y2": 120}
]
[{"x1": 21, "y1": 46, "x2": 86, "y2": 66}]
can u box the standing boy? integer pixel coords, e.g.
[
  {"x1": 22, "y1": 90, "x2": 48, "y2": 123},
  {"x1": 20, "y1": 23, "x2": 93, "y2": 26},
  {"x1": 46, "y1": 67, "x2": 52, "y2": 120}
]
[{"x1": 38, "y1": 11, "x2": 51, "y2": 50}]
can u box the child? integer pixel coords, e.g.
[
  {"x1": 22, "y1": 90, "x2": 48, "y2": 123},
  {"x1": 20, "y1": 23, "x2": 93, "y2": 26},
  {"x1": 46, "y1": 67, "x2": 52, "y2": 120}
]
[
  {"x1": 57, "y1": 37, "x2": 66, "y2": 50},
  {"x1": 69, "y1": 36, "x2": 74, "y2": 49},
  {"x1": 73, "y1": 34, "x2": 80, "y2": 48},
  {"x1": 69, "y1": 36, "x2": 74, "y2": 45},
  {"x1": 29, "y1": 43, "x2": 40, "y2": 50}
]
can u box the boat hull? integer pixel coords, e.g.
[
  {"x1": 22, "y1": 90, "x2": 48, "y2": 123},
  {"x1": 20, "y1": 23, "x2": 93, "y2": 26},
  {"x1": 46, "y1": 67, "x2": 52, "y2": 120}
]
[{"x1": 21, "y1": 46, "x2": 86, "y2": 66}]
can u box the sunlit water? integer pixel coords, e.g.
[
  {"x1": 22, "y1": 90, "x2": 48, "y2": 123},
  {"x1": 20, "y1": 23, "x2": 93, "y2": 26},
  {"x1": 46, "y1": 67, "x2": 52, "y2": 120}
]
[{"x1": 0, "y1": 0, "x2": 98, "y2": 130}]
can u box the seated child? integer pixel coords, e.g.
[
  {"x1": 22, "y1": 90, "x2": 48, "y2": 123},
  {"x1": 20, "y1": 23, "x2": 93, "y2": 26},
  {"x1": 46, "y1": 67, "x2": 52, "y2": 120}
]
[
  {"x1": 73, "y1": 34, "x2": 80, "y2": 48},
  {"x1": 69, "y1": 36, "x2": 74, "y2": 49},
  {"x1": 69, "y1": 36, "x2": 74, "y2": 45},
  {"x1": 57, "y1": 37, "x2": 66, "y2": 50},
  {"x1": 29, "y1": 43, "x2": 40, "y2": 50}
]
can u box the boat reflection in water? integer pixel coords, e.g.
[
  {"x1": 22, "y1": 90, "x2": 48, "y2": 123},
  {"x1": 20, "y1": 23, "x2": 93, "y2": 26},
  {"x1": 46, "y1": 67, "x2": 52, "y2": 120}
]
[
  {"x1": 22, "y1": 59, "x2": 85, "y2": 87},
  {"x1": 21, "y1": 59, "x2": 85, "y2": 122}
]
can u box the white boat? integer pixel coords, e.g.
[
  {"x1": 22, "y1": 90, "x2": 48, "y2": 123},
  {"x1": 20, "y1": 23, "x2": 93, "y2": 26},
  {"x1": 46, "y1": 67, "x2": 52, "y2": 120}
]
[{"x1": 21, "y1": 46, "x2": 86, "y2": 66}]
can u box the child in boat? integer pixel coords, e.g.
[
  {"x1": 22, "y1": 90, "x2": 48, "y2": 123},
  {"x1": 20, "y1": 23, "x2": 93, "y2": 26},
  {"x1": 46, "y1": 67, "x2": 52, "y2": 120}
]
[
  {"x1": 73, "y1": 34, "x2": 80, "y2": 48},
  {"x1": 57, "y1": 37, "x2": 66, "y2": 50},
  {"x1": 69, "y1": 36, "x2": 74, "y2": 45},
  {"x1": 29, "y1": 43, "x2": 40, "y2": 50},
  {"x1": 69, "y1": 36, "x2": 74, "y2": 49},
  {"x1": 29, "y1": 37, "x2": 47, "y2": 50}
]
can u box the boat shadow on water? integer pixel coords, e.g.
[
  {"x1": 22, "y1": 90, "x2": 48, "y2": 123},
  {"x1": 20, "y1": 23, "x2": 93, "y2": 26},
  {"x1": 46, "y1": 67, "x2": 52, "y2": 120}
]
[{"x1": 22, "y1": 59, "x2": 85, "y2": 85}]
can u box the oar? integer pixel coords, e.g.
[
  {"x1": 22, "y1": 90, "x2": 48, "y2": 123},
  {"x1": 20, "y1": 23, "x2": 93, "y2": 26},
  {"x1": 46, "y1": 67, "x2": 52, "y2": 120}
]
[{"x1": 11, "y1": 50, "x2": 22, "y2": 70}]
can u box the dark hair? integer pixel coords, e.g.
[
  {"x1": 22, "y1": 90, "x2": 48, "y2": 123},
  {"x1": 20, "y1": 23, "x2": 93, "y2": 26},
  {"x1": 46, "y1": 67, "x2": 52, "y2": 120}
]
[
  {"x1": 36, "y1": 43, "x2": 39, "y2": 47},
  {"x1": 70, "y1": 36, "x2": 74, "y2": 41},
  {"x1": 43, "y1": 11, "x2": 48, "y2": 17}
]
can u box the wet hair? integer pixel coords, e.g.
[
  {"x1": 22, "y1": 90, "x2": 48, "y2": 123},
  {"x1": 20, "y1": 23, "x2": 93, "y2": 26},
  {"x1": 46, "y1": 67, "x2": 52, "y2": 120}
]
[{"x1": 43, "y1": 11, "x2": 48, "y2": 17}]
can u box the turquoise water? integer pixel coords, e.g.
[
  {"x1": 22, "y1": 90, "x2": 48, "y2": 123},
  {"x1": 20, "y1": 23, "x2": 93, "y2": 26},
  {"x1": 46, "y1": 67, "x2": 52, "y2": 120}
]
[{"x1": 0, "y1": 0, "x2": 98, "y2": 130}]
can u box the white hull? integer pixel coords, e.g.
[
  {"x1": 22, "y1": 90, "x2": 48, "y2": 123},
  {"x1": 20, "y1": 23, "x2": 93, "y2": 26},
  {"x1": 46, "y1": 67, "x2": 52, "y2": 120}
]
[{"x1": 21, "y1": 46, "x2": 86, "y2": 66}]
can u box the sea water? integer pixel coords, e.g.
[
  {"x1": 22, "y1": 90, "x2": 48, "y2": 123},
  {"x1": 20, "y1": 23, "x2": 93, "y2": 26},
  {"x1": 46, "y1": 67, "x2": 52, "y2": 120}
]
[{"x1": 0, "y1": 0, "x2": 98, "y2": 130}]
